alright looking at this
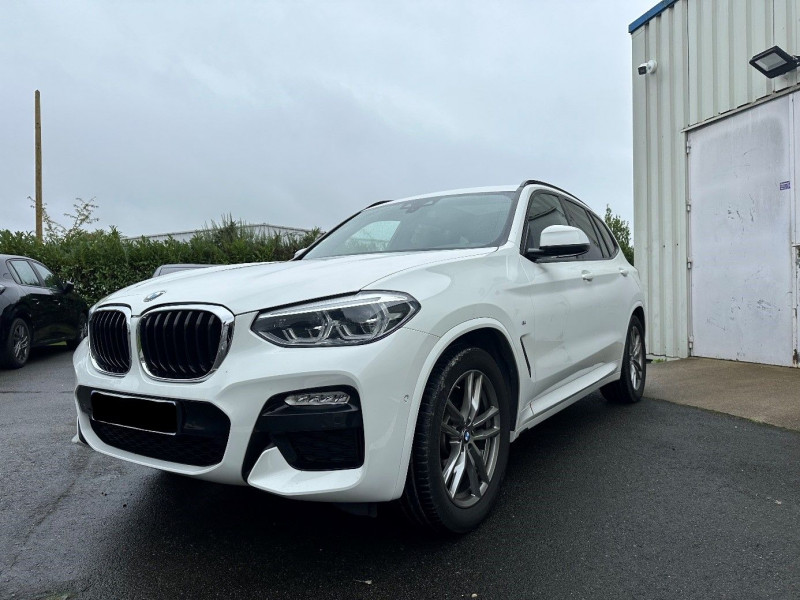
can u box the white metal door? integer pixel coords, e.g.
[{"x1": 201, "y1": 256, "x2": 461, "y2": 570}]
[{"x1": 688, "y1": 95, "x2": 797, "y2": 367}]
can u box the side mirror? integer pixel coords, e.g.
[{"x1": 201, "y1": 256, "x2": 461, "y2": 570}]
[
  {"x1": 62, "y1": 281, "x2": 75, "y2": 294},
  {"x1": 525, "y1": 225, "x2": 590, "y2": 261},
  {"x1": 293, "y1": 247, "x2": 308, "y2": 259}
]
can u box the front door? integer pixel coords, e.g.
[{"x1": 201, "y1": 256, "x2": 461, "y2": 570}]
[{"x1": 518, "y1": 192, "x2": 593, "y2": 413}]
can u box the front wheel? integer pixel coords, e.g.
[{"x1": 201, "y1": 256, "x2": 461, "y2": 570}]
[
  {"x1": 601, "y1": 315, "x2": 646, "y2": 404},
  {"x1": 401, "y1": 346, "x2": 510, "y2": 534}
]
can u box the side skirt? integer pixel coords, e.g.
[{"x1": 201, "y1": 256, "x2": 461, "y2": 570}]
[{"x1": 510, "y1": 368, "x2": 621, "y2": 443}]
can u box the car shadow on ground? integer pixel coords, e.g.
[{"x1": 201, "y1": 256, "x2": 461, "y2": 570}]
[
  {"x1": 27, "y1": 343, "x2": 70, "y2": 364},
  {"x1": 83, "y1": 394, "x2": 644, "y2": 598}
]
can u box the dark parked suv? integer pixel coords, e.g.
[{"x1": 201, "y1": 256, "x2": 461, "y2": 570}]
[{"x1": 0, "y1": 254, "x2": 88, "y2": 368}]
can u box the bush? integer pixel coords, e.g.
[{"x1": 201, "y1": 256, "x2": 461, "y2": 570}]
[{"x1": 0, "y1": 215, "x2": 321, "y2": 306}]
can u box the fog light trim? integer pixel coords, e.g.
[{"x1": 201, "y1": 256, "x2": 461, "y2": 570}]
[{"x1": 284, "y1": 390, "x2": 351, "y2": 407}]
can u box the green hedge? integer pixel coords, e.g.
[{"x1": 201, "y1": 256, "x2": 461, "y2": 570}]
[{"x1": 0, "y1": 223, "x2": 320, "y2": 306}]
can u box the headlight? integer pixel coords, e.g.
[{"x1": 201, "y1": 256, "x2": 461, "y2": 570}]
[{"x1": 251, "y1": 291, "x2": 420, "y2": 347}]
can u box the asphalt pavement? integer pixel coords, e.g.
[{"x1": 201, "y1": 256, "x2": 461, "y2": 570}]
[{"x1": 1, "y1": 348, "x2": 799, "y2": 600}]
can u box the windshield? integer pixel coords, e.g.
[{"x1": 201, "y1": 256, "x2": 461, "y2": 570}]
[{"x1": 303, "y1": 192, "x2": 516, "y2": 259}]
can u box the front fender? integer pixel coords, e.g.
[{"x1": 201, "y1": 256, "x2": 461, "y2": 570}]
[{"x1": 390, "y1": 317, "x2": 523, "y2": 499}]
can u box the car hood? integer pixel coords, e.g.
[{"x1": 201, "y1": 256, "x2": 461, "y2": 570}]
[{"x1": 98, "y1": 248, "x2": 495, "y2": 315}]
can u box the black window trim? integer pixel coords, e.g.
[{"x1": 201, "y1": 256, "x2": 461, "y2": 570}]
[
  {"x1": 559, "y1": 197, "x2": 616, "y2": 262},
  {"x1": 586, "y1": 212, "x2": 612, "y2": 258},
  {"x1": 4, "y1": 260, "x2": 22, "y2": 285},
  {"x1": 516, "y1": 182, "x2": 620, "y2": 263},
  {"x1": 29, "y1": 259, "x2": 62, "y2": 290},
  {"x1": 8, "y1": 259, "x2": 46, "y2": 288},
  {"x1": 519, "y1": 190, "x2": 575, "y2": 263},
  {"x1": 590, "y1": 212, "x2": 619, "y2": 259}
]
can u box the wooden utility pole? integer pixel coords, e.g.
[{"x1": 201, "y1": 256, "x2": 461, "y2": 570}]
[{"x1": 35, "y1": 90, "x2": 43, "y2": 241}]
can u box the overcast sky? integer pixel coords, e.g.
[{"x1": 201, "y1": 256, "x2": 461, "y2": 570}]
[{"x1": 1, "y1": 0, "x2": 653, "y2": 237}]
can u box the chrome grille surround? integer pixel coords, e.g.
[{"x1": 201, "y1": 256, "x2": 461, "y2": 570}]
[
  {"x1": 136, "y1": 304, "x2": 235, "y2": 383},
  {"x1": 88, "y1": 306, "x2": 132, "y2": 376}
]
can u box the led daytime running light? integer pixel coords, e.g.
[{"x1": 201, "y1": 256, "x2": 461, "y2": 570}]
[{"x1": 251, "y1": 291, "x2": 420, "y2": 347}]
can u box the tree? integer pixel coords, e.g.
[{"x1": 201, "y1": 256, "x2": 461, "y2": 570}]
[
  {"x1": 604, "y1": 205, "x2": 634, "y2": 265},
  {"x1": 28, "y1": 196, "x2": 99, "y2": 241}
]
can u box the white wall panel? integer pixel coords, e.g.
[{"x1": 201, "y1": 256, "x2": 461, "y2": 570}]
[
  {"x1": 633, "y1": 1, "x2": 690, "y2": 359},
  {"x1": 632, "y1": 0, "x2": 800, "y2": 358}
]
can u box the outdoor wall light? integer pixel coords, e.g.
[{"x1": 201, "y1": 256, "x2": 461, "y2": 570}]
[{"x1": 749, "y1": 46, "x2": 800, "y2": 78}]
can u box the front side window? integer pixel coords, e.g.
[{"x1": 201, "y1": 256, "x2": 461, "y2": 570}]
[
  {"x1": 523, "y1": 193, "x2": 570, "y2": 250},
  {"x1": 304, "y1": 192, "x2": 516, "y2": 259},
  {"x1": 562, "y1": 201, "x2": 605, "y2": 260},
  {"x1": 31, "y1": 262, "x2": 60, "y2": 289},
  {"x1": 9, "y1": 260, "x2": 41, "y2": 287}
]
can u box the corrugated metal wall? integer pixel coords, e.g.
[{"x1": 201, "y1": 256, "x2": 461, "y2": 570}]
[{"x1": 632, "y1": 0, "x2": 800, "y2": 358}]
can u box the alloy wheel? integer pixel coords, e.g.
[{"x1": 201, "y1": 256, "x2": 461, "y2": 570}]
[
  {"x1": 439, "y1": 370, "x2": 501, "y2": 508},
  {"x1": 12, "y1": 322, "x2": 30, "y2": 364},
  {"x1": 629, "y1": 326, "x2": 644, "y2": 390}
]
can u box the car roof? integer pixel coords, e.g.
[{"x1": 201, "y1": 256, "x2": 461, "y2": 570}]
[
  {"x1": 375, "y1": 181, "x2": 591, "y2": 211},
  {"x1": 157, "y1": 264, "x2": 215, "y2": 268},
  {"x1": 0, "y1": 254, "x2": 31, "y2": 261}
]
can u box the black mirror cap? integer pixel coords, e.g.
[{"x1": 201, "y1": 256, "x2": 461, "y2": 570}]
[
  {"x1": 525, "y1": 243, "x2": 590, "y2": 261},
  {"x1": 62, "y1": 281, "x2": 75, "y2": 294}
]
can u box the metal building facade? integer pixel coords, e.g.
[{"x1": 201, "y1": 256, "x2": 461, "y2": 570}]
[{"x1": 631, "y1": 0, "x2": 800, "y2": 360}]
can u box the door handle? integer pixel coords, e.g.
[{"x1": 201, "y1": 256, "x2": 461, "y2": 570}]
[
  {"x1": 619, "y1": 267, "x2": 629, "y2": 276},
  {"x1": 581, "y1": 270, "x2": 594, "y2": 282}
]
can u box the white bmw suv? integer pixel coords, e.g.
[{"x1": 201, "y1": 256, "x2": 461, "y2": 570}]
[{"x1": 73, "y1": 180, "x2": 646, "y2": 533}]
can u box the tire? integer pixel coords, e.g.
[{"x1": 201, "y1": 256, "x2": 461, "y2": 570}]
[
  {"x1": 1, "y1": 318, "x2": 32, "y2": 369},
  {"x1": 66, "y1": 313, "x2": 88, "y2": 351},
  {"x1": 401, "y1": 346, "x2": 511, "y2": 534},
  {"x1": 601, "y1": 315, "x2": 646, "y2": 404}
]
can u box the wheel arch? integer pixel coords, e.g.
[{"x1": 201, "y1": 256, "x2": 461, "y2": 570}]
[
  {"x1": 442, "y1": 328, "x2": 521, "y2": 425},
  {"x1": 391, "y1": 318, "x2": 524, "y2": 499},
  {"x1": 4, "y1": 307, "x2": 34, "y2": 342},
  {"x1": 631, "y1": 304, "x2": 645, "y2": 336}
]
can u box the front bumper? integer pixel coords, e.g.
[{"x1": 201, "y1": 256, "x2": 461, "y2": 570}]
[{"x1": 73, "y1": 312, "x2": 438, "y2": 502}]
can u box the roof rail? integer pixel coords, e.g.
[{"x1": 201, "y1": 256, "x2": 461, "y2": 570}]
[
  {"x1": 515, "y1": 179, "x2": 588, "y2": 207},
  {"x1": 365, "y1": 200, "x2": 391, "y2": 209}
]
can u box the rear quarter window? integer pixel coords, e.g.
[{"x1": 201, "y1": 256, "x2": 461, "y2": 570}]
[
  {"x1": 9, "y1": 260, "x2": 41, "y2": 286},
  {"x1": 591, "y1": 213, "x2": 618, "y2": 258}
]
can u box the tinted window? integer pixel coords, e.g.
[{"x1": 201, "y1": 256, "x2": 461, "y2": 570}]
[
  {"x1": 591, "y1": 213, "x2": 617, "y2": 258},
  {"x1": 524, "y1": 193, "x2": 570, "y2": 249},
  {"x1": 342, "y1": 220, "x2": 400, "y2": 254},
  {"x1": 31, "y1": 262, "x2": 60, "y2": 289},
  {"x1": 304, "y1": 192, "x2": 515, "y2": 259},
  {"x1": 562, "y1": 201, "x2": 604, "y2": 260},
  {"x1": 10, "y1": 260, "x2": 41, "y2": 286}
]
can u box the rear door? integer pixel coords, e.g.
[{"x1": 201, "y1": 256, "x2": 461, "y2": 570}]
[
  {"x1": 30, "y1": 261, "x2": 74, "y2": 340},
  {"x1": 561, "y1": 199, "x2": 628, "y2": 369}
]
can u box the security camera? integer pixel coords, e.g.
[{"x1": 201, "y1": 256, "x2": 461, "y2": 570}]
[{"x1": 638, "y1": 60, "x2": 657, "y2": 75}]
